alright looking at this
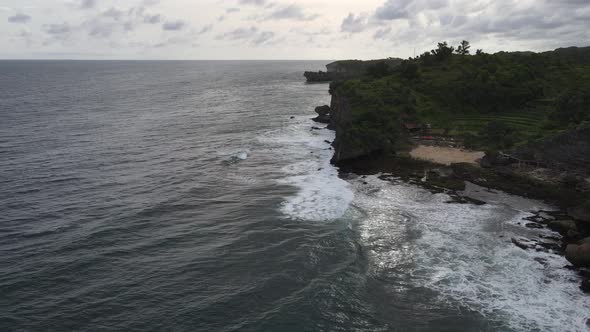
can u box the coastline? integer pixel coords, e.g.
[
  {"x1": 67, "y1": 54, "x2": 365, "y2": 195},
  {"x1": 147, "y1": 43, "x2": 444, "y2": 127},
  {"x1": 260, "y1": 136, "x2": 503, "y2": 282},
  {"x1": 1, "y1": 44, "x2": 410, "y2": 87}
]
[{"x1": 309, "y1": 99, "x2": 590, "y2": 295}]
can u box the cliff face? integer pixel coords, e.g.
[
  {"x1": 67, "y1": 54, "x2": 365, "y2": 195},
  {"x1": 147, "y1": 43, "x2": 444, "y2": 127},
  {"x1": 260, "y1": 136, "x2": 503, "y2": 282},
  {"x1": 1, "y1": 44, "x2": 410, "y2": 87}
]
[
  {"x1": 329, "y1": 94, "x2": 353, "y2": 163},
  {"x1": 329, "y1": 93, "x2": 388, "y2": 164}
]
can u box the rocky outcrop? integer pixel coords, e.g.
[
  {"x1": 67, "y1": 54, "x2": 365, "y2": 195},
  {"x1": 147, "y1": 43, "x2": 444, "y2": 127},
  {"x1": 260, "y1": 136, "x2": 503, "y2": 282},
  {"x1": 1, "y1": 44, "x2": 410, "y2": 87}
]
[
  {"x1": 312, "y1": 105, "x2": 331, "y2": 124},
  {"x1": 566, "y1": 243, "x2": 590, "y2": 267},
  {"x1": 569, "y1": 205, "x2": 590, "y2": 223},
  {"x1": 548, "y1": 219, "x2": 578, "y2": 234}
]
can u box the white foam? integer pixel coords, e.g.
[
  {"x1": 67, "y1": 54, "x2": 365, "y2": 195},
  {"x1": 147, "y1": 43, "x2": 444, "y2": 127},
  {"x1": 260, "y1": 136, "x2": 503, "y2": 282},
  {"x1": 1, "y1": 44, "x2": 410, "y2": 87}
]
[
  {"x1": 258, "y1": 116, "x2": 354, "y2": 221},
  {"x1": 351, "y1": 175, "x2": 590, "y2": 331},
  {"x1": 236, "y1": 151, "x2": 248, "y2": 160}
]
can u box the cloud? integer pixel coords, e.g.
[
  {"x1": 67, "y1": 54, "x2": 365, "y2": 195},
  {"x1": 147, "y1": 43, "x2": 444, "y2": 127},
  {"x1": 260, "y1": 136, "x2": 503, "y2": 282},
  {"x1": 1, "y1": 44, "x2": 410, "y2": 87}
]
[
  {"x1": 336, "y1": 0, "x2": 590, "y2": 55},
  {"x1": 218, "y1": 26, "x2": 276, "y2": 45},
  {"x1": 264, "y1": 4, "x2": 318, "y2": 21},
  {"x1": 101, "y1": 8, "x2": 126, "y2": 21},
  {"x1": 239, "y1": 0, "x2": 267, "y2": 6},
  {"x1": 375, "y1": 0, "x2": 411, "y2": 20},
  {"x1": 140, "y1": 0, "x2": 160, "y2": 6},
  {"x1": 8, "y1": 13, "x2": 31, "y2": 24},
  {"x1": 341, "y1": 13, "x2": 369, "y2": 33},
  {"x1": 162, "y1": 20, "x2": 186, "y2": 31},
  {"x1": 198, "y1": 24, "x2": 213, "y2": 34},
  {"x1": 44, "y1": 23, "x2": 71, "y2": 35},
  {"x1": 143, "y1": 14, "x2": 161, "y2": 24},
  {"x1": 373, "y1": 27, "x2": 392, "y2": 40},
  {"x1": 78, "y1": 0, "x2": 97, "y2": 10},
  {"x1": 43, "y1": 23, "x2": 72, "y2": 38},
  {"x1": 253, "y1": 31, "x2": 275, "y2": 45},
  {"x1": 375, "y1": 0, "x2": 448, "y2": 20}
]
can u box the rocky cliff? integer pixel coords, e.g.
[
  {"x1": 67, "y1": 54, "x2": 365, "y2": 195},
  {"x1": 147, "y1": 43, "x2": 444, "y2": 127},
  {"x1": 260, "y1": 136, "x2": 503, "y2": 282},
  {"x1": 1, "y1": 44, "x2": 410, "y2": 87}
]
[
  {"x1": 329, "y1": 94, "x2": 356, "y2": 163},
  {"x1": 327, "y1": 93, "x2": 395, "y2": 164}
]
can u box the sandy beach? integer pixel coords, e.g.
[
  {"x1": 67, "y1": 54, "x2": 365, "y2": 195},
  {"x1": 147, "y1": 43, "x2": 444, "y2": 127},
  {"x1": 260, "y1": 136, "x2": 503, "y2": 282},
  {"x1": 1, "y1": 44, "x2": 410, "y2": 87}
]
[{"x1": 409, "y1": 145, "x2": 485, "y2": 166}]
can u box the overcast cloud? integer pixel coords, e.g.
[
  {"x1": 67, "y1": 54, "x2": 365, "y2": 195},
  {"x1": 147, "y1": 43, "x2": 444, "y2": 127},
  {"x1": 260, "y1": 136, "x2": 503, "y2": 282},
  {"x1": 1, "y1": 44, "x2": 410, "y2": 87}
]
[{"x1": 0, "y1": 0, "x2": 588, "y2": 59}]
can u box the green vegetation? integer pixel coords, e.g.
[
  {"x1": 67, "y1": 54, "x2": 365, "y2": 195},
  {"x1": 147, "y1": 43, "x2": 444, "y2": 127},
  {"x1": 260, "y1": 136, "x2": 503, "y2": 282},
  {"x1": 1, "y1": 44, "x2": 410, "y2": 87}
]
[{"x1": 330, "y1": 43, "x2": 590, "y2": 152}]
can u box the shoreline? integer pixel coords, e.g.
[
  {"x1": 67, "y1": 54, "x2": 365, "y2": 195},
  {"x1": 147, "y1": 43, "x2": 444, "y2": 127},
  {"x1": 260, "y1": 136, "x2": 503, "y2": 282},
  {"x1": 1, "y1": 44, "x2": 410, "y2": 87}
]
[
  {"x1": 333, "y1": 152, "x2": 590, "y2": 294},
  {"x1": 307, "y1": 102, "x2": 590, "y2": 294}
]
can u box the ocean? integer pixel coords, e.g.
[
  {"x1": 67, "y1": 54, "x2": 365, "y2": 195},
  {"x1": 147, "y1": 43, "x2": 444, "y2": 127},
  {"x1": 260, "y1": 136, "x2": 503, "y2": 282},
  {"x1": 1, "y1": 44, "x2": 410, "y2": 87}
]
[{"x1": 1, "y1": 61, "x2": 588, "y2": 331}]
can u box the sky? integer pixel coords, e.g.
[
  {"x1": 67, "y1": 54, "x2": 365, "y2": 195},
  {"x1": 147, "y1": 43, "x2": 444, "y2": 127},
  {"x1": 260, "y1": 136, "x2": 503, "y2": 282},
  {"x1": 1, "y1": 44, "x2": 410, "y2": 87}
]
[{"x1": 1, "y1": 0, "x2": 589, "y2": 60}]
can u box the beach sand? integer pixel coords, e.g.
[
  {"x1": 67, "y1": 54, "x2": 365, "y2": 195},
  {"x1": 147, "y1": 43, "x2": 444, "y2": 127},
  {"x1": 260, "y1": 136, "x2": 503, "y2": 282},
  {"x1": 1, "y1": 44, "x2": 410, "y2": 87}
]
[{"x1": 409, "y1": 145, "x2": 485, "y2": 166}]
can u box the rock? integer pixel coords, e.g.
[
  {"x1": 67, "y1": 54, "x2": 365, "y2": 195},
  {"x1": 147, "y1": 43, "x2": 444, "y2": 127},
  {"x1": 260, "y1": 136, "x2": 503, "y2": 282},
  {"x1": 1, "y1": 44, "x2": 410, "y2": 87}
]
[
  {"x1": 525, "y1": 223, "x2": 544, "y2": 229},
  {"x1": 324, "y1": 140, "x2": 331, "y2": 144},
  {"x1": 480, "y1": 151, "x2": 513, "y2": 168},
  {"x1": 581, "y1": 278, "x2": 590, "y2": 293},
  {"x1": 315, "y1": 105, "x2": 330, "y2": 116},
  {"x1": 565, "y1": 229, "x2": 583, "y2": 242},
  {"x1": 539, "y1": 234, "x2": 561, "y2": 242},
  {"x1": 311, "y1": 126, "x2": 322, "y2": 130},
  {"x1": 565, "y1": 243, "x2": 590, "y2": 267},
  {"x1": 313, "y1": 115, "x2": 331, "y2": 124},
  {"x1": 512, "y1": 237, "x2": 537, "y2": 250},
  {"x1": 538, "y1": 242, "x2": 562, "y2": 252},
  {"x1": 569, "y1": 205, "x2": 590, "y2": 223},
  {"x1": 548, "y1": 220, "x2": 577, "y2": 234},
  {"x1": 538, "y1": 212, "x2": 555, "y2": 221},
  {"x1": 312, "y1": 105, "x2": 331, "y2": 124},
  {"x1": 290, "y1": 116, "x2": 295, "y2": 119}
]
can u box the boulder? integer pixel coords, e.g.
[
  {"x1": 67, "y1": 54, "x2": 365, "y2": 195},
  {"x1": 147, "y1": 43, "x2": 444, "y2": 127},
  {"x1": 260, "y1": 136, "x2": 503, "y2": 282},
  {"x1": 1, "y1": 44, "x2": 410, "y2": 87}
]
[
  {"x1": 512, "y1": 237, "x2": 536, "y2": 250},
  {"x1": 569, "y1": 205, "x2": 590, "y2": 222},
  {"x1": 312, "y1": 105, "x2": 331, "y2": 124},
  {"x1": 480, "y1": 151, "x2": 513, "y2": 168},
  {"x1": 565, "y1": 229, "x2": 583, "y2": 242},
  {"x1": 315, "y1": 105, "x2": 330, "y2": 116},
  {"x1": 565, "y1": 243, "x2": 590, "y2": 267},
  {"x1": 538, "y1": 242, "x2": 561, "y2": 252},
  {"x1": 548, "y1": 219, "x2": 577, "y2": 234}
]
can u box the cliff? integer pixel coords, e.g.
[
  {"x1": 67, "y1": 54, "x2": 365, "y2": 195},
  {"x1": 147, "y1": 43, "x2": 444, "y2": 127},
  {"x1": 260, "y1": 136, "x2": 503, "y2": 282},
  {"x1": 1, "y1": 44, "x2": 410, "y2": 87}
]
[{"x1": 328, "y1": 90, "x2": 401, "y2": 164}]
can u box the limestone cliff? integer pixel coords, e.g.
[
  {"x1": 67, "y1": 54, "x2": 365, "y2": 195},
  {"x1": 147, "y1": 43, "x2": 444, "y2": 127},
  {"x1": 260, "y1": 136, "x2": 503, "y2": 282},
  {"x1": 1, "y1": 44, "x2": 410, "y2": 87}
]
[{"x1": 328, "y1": 93, "x2": 392, "y2": 164}]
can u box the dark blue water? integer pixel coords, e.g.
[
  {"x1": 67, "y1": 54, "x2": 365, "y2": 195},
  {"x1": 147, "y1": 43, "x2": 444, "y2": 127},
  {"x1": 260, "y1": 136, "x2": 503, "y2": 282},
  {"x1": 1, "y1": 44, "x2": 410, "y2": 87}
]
[{"x1": 1, "y1": 61, "x2": 588, "y2": 332}]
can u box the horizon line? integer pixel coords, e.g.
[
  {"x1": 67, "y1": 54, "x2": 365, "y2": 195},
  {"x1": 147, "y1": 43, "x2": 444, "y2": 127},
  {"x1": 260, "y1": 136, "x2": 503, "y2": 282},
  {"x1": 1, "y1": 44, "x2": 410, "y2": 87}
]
[{"x1": 0, "y1": 58, "x2": 342, "y2": 62}]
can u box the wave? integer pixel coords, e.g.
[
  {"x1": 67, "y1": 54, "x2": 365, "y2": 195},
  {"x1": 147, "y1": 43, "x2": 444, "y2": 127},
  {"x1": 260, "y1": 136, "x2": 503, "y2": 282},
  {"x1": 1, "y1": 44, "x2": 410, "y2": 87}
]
[
  {"x1": 351, "y1": 175, "x2": 590, "y2": 332},
  {"x1": 258, "y1": 116, "x2": 353, "y2": 221}
]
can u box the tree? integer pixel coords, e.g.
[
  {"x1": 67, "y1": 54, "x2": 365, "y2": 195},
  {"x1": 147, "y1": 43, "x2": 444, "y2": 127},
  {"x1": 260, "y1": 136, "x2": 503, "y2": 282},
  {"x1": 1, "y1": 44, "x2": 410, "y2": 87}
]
[
  {"x1": 551, "y1": 88, "x2": 590, "y2": 124},
  {"x1": 431, "y1": 41, "x2": 454, "y2": 61},
  {"x1": 456, "y1": 40, "x2": 471, "y2": 55},
  {"x1": 476, "y1": 49, "x2": 485, "y2": 55},
  {"x1": 366, "y1": 61, "x2": 390, "y2": 78}
]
